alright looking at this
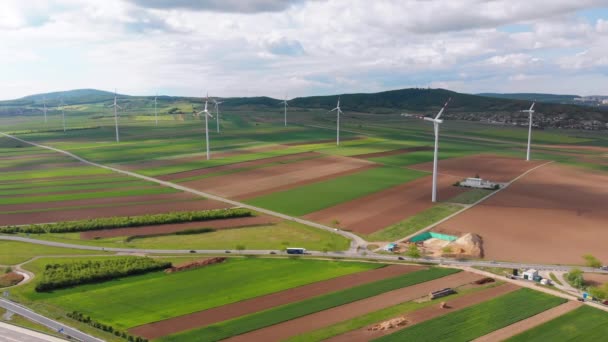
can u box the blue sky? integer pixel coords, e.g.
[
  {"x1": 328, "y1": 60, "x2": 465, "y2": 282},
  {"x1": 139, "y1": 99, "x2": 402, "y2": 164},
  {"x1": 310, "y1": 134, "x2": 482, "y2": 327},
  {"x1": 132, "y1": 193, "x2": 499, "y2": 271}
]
[{"x1": 0, "y1": 0, "x2": 607, "y2": 100}]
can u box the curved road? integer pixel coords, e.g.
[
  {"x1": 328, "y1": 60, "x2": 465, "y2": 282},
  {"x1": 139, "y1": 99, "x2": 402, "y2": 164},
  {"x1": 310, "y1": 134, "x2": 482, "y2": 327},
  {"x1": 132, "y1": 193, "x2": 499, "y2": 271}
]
[{"x1": 0, "y1": 132, "x2": 367, "y2": 251}]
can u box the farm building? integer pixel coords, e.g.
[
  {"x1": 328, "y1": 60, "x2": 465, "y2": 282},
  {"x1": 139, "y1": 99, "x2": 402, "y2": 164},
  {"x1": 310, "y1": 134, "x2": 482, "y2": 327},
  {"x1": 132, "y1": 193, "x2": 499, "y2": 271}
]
[
  {"x1": 459, "y1": 177, "x2": 501, "y2": 189},
  {"x1": 522, "y1": 269, "x2": 540, "y2": 281}
]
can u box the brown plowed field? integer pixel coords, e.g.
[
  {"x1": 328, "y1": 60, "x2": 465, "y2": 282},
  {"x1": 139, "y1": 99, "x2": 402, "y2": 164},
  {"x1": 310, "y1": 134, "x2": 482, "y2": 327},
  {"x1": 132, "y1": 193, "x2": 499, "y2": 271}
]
[
  {"x1": 0, "y1": 199, "x2": 228, "y2": 226},
  {"x1": 158, "y1": 152, "x2": 321, "y2": 181},
  {"x1": 473, "y1": 300, "x2": 581, "y2": 342},
  {"x1": 409, "y1": 154, "x2": 545, "y2": 182},
  {"x1": 130, "y1": 264, "x2": 422, "y2": 339},
  {"x1": 80, "y1": 215, "x2": 279, "y2": 239},
  {"x1": 434, "y1": 163, "x2": 608, "y2": 264},
  {"x1": 328, "y1": 283, "x2": 519, "y2": 342},
  {"x1": 352, "y1": 146, "x2": 432, "y2": 159},
  {"x1": 224, "y1": 271, "x2": 482, "y2": 342},
  {"x1": 583, "y1": 273, "x2": 608, "y2": 287},
  {"x1": 304, "y1": 174, "x2": 465, "y2": 234},
  {"x1": 182, "y1": 155, "x2": 375, "y2": 199}
]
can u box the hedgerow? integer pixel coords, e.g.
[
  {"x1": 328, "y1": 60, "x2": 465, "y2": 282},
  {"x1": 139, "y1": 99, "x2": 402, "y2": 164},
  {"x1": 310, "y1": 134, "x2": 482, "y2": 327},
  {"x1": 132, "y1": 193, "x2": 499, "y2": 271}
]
[
  {"x1": 35, "y1": 257, "x2": 171, "y2": 292},
  {"x1": 67, "y1": 311, "x2": 148, "y2": 342},
  {"x1": 0, "y1": 208, "x2": 252, "y2": 234}
]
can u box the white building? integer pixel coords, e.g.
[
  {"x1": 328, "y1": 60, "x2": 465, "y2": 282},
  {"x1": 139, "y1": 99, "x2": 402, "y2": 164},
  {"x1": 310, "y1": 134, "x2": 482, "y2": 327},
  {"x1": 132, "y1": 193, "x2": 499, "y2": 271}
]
[
  {"x1": 459, "y1": 177, "x2": 500, "y2": 189},
  {"x1": 522, "y1": 269, "x2": 539, "y2": 281}
]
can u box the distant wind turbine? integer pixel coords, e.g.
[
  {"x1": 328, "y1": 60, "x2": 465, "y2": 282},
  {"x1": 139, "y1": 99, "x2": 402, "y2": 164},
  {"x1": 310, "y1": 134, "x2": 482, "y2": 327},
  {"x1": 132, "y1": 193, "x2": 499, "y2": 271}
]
[
  {"x1": 195, "y1": 93, "x2": 214, "y2": 160},
  {"x1": 280, "y1": 95, "x2": 288, "y2": 127},
  {"x1": 108, "y1": 91, "x2": 122, "y2": 143},
  {"x1": 57, "y1": 98, "x2": 66, "y2": 133},
  {"x1": 42, "y1": 97, "x2": 48, "y2": 123},
  {"x1": 212, "y1": 98, "x2": 223, "y2": 133},
  {"x1": 330, "y1": 97, "x2": 344, "y2": 146},
  {"x1": 154, "y1": 94, "x2": 158, "y2": 126},
  {"x1": 423, "y1": 98, "x2": 451, "y2": 203},
  {"x1": 521, "y1": 102, "x2": 535, "y2": 161}
]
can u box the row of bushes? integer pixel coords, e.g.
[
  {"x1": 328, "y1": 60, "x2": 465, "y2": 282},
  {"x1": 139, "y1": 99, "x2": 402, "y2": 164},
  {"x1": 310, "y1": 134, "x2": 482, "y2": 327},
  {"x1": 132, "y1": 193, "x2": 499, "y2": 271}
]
[
  {"x1": 0, "y1": 208, "x2": 252, "y2": 234},
  {"x1": 36, "y1": 257, "x2": 171, "y2": 292},
  {"x1": 67, "y1": 311, "x2": 147, "y2": 342}
]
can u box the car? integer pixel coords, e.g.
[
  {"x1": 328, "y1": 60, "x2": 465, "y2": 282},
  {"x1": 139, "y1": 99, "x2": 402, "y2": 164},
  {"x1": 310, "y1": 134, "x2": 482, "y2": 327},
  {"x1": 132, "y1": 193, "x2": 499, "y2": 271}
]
[
  {"x1": 398, "y1": 256, "x2": 405, "y2": 260},
  {"x1": 269, "y1": 251, "x2": 277, "y2": 255},
  {"x1": 577, "y1": 297, "x2": 585, "y2": 302},
  {"x1": 225, "y1": 250, "x2": 231, "y2": 253},
  {"x1": 600, "y1": 265, "x2": 608, "y2": 271}
]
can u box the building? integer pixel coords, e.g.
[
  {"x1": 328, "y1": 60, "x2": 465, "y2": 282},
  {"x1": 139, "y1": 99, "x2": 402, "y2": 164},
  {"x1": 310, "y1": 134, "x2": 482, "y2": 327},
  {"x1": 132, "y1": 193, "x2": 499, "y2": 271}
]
[
  {"x1": 459, "y1": 177, "x2": 501, "y2": 189},
  {"x1": 522, "y1": 269, "x2": 539, "y2": 281}
]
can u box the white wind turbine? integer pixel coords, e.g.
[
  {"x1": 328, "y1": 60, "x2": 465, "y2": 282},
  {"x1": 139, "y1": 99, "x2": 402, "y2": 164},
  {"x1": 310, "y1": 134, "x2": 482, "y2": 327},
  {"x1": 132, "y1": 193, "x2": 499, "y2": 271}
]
[
  {"x1": 42, "y1": 97, "x2": 48, "y2": 123},
  {"x1": 195, "y1": 94, "x2": 214, "y2": 160},
  {"x1": 521, "y1": 102, "x2": 535, "y2": 161},
  {"x1": 279, "y1": 95, "x2": 288, "y2": 127},
  {"x1": 57, "y1": 98, "x2": 66, "y2": 133},
  {"x1": 212, "y1": 98, "x2": 223, "y2": 133},
  {"x1": 423, "y1": 98, "x2": 451, "y2": 203},
  {"x1": 108, "y1": 91, "x2": 122, "y2": 143},
  {"x1": 330, "y1": 97, "x2": 344, "y2": 146},
  {"x1": 154, "y1": 94, "x2": 158, "y2": 126}
]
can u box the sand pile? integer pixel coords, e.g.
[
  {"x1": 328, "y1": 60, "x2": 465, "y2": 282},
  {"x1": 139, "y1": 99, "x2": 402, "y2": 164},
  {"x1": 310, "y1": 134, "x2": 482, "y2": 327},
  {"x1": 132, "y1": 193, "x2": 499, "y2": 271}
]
[
  {"x1": 451, "y1": 233, "x2": 483, "y2": 258},
  {"x1": 368, "y1": 317, "x2": 408, "y2": 331}
]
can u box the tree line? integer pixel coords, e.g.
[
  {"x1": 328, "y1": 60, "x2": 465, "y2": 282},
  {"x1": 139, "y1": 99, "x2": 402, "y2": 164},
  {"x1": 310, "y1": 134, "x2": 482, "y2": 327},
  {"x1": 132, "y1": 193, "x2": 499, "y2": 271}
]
[
  {"x1": 35, "y1": 257, "x2": 171, "y2": 292},
  {"x1": 67, "y1": 311, "x2": 148, "y2": 342},
  {"x1": 0, "y1": 208, "x2": 252, "y2": 234}
]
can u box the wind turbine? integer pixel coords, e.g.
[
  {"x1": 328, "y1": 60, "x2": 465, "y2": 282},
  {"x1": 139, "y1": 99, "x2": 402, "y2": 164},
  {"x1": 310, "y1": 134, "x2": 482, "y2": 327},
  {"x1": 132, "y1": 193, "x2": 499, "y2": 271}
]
[
  {"x1": 195, "y1": 94, "x2": 213, "y2": 160},
  {"x1": 279, "y1": 95, "x2": 288, "y2": 127},
  {"x1": 212, "y1": 98, "x2": 223, "y2": 133},
  {"x1": 108, "y1": 91, "x2": 122, "y2": 143},
  {"x1": 42, "y1": 97, "x2": 48, "y2": 123},
  {"x1": 330, "y1": 97, "x2": 343, "y2": 146},
  {"x1": 57, "y1": 98, "x2": 66, "y2": 133},
  {"x1": 423, "y1": 97, "x2": 451, "y2": 203},
  {"x1": 154, "y1": 94, "x2": 158, "y2": 126},
  {"x1": 521, "y1": 102, "x2": 535, "y2": 161}
]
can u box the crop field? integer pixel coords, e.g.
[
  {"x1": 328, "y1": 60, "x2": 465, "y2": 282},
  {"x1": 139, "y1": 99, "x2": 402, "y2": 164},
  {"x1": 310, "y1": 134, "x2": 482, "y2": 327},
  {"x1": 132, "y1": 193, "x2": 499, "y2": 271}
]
[
  {"x1": 17, "y1": 258, "x2": 381, "y2": 330},
  {"x1": 373, "y1": 288, "x2": 566, "y2": 342},
  {"x1": 507, "y1": 305, "x2": 608, "y2": 341}
]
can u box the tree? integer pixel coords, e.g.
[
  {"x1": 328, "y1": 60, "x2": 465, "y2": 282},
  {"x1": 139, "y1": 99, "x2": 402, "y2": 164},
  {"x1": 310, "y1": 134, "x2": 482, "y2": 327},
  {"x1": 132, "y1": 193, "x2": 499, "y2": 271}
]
[
  {"x1": 235, "y1": 245, "x2": 246, "y2": 254},
  {"x1": 566, "y1": 268, "x2": 585, "y2": 289},
  {"x1": 331, "y1": 219, "x2": 341, "y2": 227},
  {"x1": 406, "y1": 244, "x2": 421, "y2": 258},
  {"x1": 322, "y1": 247, "x2": 329, "y2": 254},
  {"x1": 583, "y1": 254, "x2": 602, "y2": 268}
]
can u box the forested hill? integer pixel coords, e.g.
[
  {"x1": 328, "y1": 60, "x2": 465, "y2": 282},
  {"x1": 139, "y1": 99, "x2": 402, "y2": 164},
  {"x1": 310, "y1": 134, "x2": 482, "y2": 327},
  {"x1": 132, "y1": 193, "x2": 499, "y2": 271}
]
[{"x1": 477, "y1": 92, "x2": 581, "y2": 104}]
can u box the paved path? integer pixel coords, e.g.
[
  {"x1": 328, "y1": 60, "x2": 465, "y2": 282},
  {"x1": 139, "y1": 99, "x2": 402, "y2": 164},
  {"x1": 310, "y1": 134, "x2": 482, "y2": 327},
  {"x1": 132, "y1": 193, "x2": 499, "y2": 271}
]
[
  {"x1": 0, "y1": 132, "x2": 366, "y2": 252},
  {"x1": 0, "y1": 299, "x2": 102, "y2": 342},
  {"x1": 0, "y1": 322, "x2": 66, "y2": 342}
]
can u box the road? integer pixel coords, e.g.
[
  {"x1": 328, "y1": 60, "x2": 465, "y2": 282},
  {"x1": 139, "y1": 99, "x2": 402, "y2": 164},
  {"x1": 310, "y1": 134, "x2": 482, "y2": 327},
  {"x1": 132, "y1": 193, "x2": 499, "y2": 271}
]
[
  {"x1": 0, "y1": 299, "x2": 102, "y2": 342},
  {"x1": 0, "y1": 132, "x2": 367, "y2": 251},
  {"x1": 0, "y1": 322, "x2": 66, "y2": 342}
]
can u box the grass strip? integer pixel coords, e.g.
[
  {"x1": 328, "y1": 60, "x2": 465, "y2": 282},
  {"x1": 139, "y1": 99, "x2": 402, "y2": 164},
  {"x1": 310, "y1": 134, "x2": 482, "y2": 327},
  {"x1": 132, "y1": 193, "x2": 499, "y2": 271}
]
[
  {"x1": 0, "y1": 187, "x2": 177, "y2": 206},
  {"x1": 506, "y1": 305, "x2": 608, "y2": 341},
  {"x1": 0, "y1": 180, "x2": 151, "y2": 196},
  {"x1": 373, "y1": 288, "x2": 566, "y2": 342},
  {"x1": 159, "y1": 267, "x2": 459, "y2": 342}
]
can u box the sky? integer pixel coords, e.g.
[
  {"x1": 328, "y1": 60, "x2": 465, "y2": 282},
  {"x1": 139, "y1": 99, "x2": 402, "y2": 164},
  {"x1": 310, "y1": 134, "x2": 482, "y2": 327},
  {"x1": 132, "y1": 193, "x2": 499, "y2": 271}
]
[{"x1": 1, "y1": 0, "x2": 608, "y2": 100}]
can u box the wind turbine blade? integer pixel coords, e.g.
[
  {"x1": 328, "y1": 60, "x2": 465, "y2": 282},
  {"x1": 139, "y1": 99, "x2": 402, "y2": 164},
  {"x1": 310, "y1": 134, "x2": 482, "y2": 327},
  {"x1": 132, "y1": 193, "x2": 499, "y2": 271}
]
[
  {"x1": 529, "y1": 102, "x2": 535, "y2": 111},
  {"x1": 435, "y1": 97, "x2": 451, "y2": 120}
]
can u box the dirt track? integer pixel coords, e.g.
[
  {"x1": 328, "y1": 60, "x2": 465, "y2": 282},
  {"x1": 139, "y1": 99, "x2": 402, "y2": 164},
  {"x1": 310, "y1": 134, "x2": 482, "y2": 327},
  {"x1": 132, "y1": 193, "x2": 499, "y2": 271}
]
[
  {"x1": 130, "y1": 264, "x2": 422, "y2": 339},
  {"x1": 409, "y1": 154, "x2": 545, "y2": 182},
  {"x1": 182, "y1": 155, "x2": 375, "y2": 199},
  {"x1": 473, "y1": 300, "x2": 581, "y2": 342},
  {"x1": 304, "y1": 174, "x2": 465, "y2": 234},
  {"x1": 224, "y1": 271, "x2": 482, "y2": 342},
  {"x1": 351, "y1": 146, "x2": 432, "y2": 159},
  {"x1": 435, "y1": 163, "x2": 608, "y2": 264},
  {"x1": 80, "y1": 215, "x2": 278, "y2": 239},
  {"x1": 158, "y1": 152, "x2": 321, "y2": 181},
  {"x1": 327, "y1": 283, "x2": 519, "y2": 342}
]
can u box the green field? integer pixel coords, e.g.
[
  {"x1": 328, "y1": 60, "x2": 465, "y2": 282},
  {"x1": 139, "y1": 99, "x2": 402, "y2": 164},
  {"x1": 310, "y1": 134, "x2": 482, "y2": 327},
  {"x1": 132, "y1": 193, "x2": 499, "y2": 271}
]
[
  {"x1": 20, "y1": 258, "x2": 381, "y2": 329},
  {"x1": 507, "y1": 305, "x2": 608, "y2": 341},
  {"x1": 374, "y1": 288, "x2": 566, "y2": 342},
  {"x1": 246, "y1": 167, "x2": 427, "y2": 216},
  {"x1": 0, "y1": 240, "x2": 99, "y2": 265},
  {"x1": 161, "y1": 267, "x2": 459, "y2": 342}
]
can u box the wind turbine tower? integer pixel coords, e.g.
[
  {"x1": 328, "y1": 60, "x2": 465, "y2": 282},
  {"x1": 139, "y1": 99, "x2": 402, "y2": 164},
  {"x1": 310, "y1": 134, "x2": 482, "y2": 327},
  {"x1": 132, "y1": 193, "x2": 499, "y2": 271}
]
[
  {"x1": 521, "y1": 102, "x2": 535, "y2": 161},
  {"x1": 109, "y1": 91, "x2": 122, "y2": 143},
  {"x1": 154, "y1": 94, "x2": 158, "y2": 126},
  {"x1": 195, "y1": 94, "x2": 214, "y2": 160},
  {"x1": 213, "y1": 98, "x2": 223, "y2": 133},
  {"x1": 58, "y1": 98, "x2": 66, "y2": 133},
  {"x1": 42, "y1": 97, "x2": 48, "y2": 123},
  {"x1": 330, "y1": 97, "x2": 344, "y2": 146},
  {"x1": 280, "y1": 95, "x2": 288, "y2": 127},
  {"x1": 423, "y1": 98, "x2": 451, "y2": 203}
]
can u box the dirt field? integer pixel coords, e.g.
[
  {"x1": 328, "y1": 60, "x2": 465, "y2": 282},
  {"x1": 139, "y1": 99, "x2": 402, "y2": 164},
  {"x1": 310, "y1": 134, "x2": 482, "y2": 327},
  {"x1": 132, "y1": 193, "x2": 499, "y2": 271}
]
[
  {"x1": 224, "y1": 271, "x2": 482, "y2": 342},
  {"x1": 158, "y1": 152, "x2": 321, "y2": 181},
  {"x1": 434, "y1": 163, "x2": 608, "y2": 264},
  {"x1": 473, "y1": 301, "x2": 581, "y2": 342},
  {"x1": 304, "y1": 174, "x2": 466, "y2": 234},
  {"x1": 352, "y1": 146, "x2": 432, "y2": 159},
  {"x1": 584, "y1": 273, "x2": 608, "y2": 287},
  {"x1": 282, "y1": 137, "x2": 362, "y2": 146},
  {"x1": 327, "y1": 283, "x2": 519, "y2": 342},
  {"x1": 0, "y1": 198, "x2": 228, "y2": 226},
  {"x1": 409, "y1": 154, "x2": 545, "y2": 182},
  {"x1": 181, "y1": 155, "x2": 375, "y2": 199},
  {"x1": 80, "y1": 215, "x2": 279, "y2": 239},
  {"x1": 130, "y1": 264, "x2": 422, "y2": 339}
]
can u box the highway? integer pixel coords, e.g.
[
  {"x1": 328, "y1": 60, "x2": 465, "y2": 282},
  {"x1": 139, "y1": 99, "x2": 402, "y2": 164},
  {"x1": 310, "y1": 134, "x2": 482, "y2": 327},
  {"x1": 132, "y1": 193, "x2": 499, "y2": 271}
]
[
  {"x1": 0, "y1": 299, "x2": 102, "y2": 342},
  {"x1": 0, "y1": 322, "x2": 65, "y2": 342}
]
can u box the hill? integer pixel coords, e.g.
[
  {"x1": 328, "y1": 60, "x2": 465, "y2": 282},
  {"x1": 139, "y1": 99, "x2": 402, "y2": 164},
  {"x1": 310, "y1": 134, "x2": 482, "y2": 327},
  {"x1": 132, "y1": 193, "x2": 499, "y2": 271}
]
[
  {"x1": 1, "y1": 89, "x2": 120, "y2": 107},
  {"x1": 477, "y1": 93, "x2": 581, "y2": 104}
]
